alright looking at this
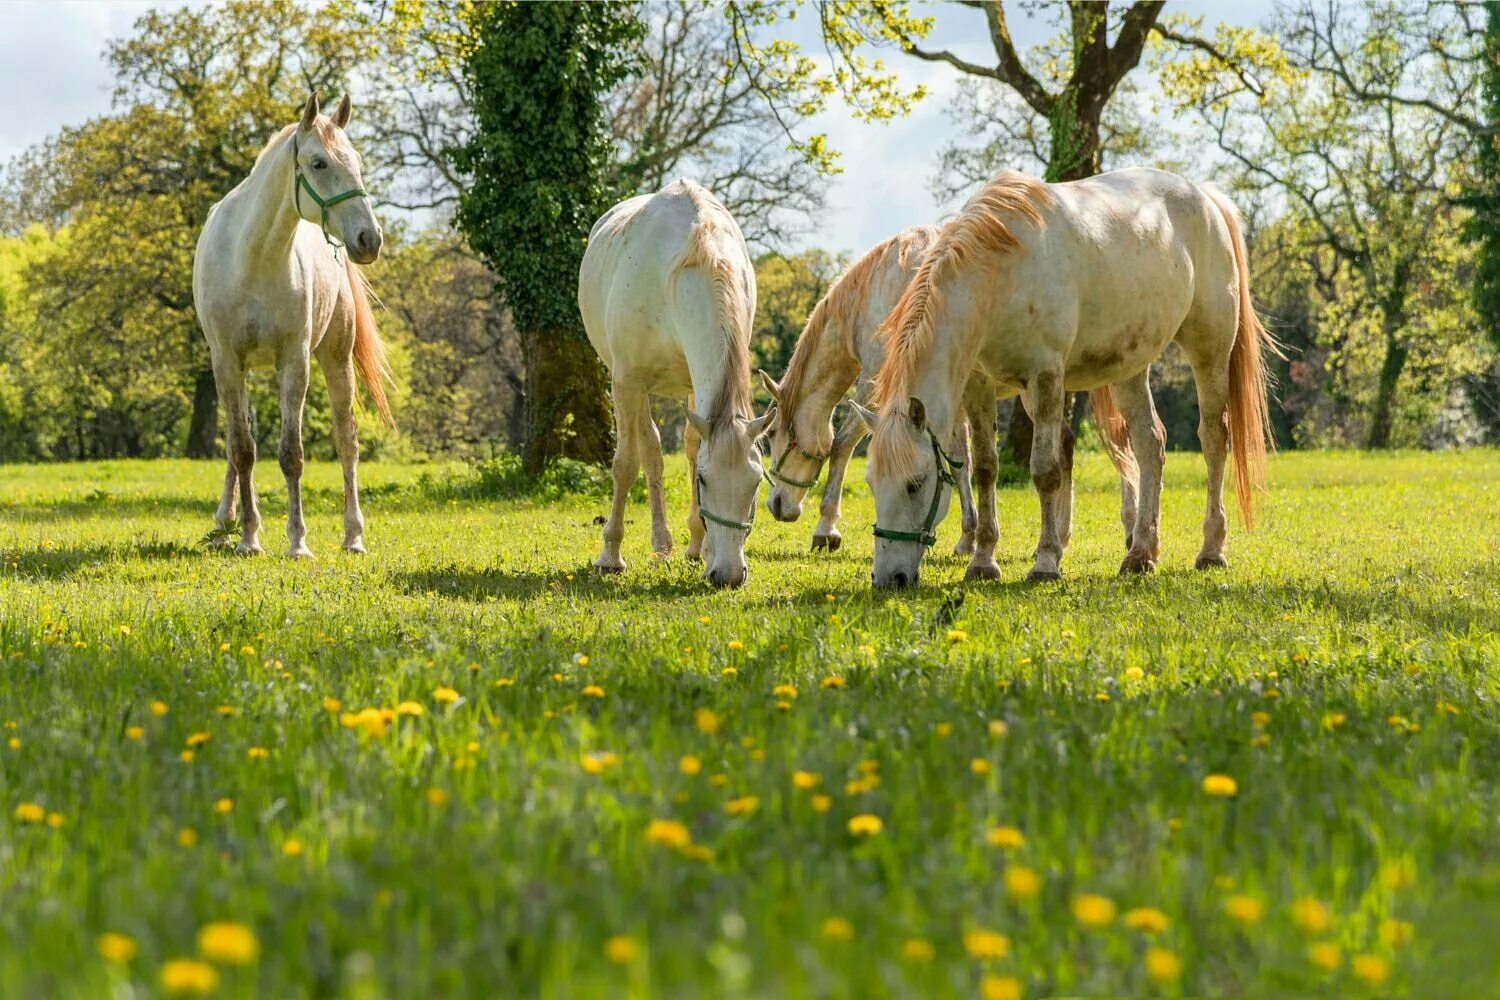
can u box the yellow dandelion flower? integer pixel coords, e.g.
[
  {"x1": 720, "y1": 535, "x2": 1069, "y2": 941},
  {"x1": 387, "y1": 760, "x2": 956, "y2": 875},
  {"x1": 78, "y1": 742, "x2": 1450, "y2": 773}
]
[
  {"x1": 821, "y1": 675, "x2": 845, "y2": 690},
  {"x1": 847, "y1": 814, "x2": 883, "y2": 836},
  {"x1": 581, "y1": 685, "x2": 605, "y2": 699},
  {"x1": 710, "y1": 773, "x2": 729, "y2": 787},
  {"x1": 247, "y1": 747, "x2": 269, "y2": 760},
  {"x1": 902, "y1": 937, "x2": 935, "y2": 962},
  {"x1": 1167, "y1": 817, "x2": 1183, "y2": 832},
  {"x1": 1322, "y1": 711, "x2": 1347, "y2": 729},
  {"x1": 1290, "y1": 897, "x2": 1331, "y2": 934},
  {"x1": 1123, "y1": 907, "x2": 1170, "y2": 934},
  {"x1": 180, "y1": 750, "x2": 195, "y2": 764},
  {"x1": 1124, "y1": 666, "x2": 1145, "y2": 682},
  {"x1": 988, "y1": 719, "x2": 1009, "y2": 737},
  {"x1": 186, "y1": 732, "x2": 211, "y2": 748},
  {"x1": 396, "y1": 701, "x2": 425, "y2": 717},
  {"x1": 1307, "y1": 941, "x2": 1341, "y2": 971},
  {"x1": 216, "y1": 705, "x2": 237, "y2": 717},
  {"x1": 773, "y1": 684, "x2": 798, "y2": 700},
  {"x1": 214, "y1": 798, "x2": 233, "y2": 814},
  {"x1": 13, "y1": 802, "x2": 45, "y2": 823},
  {"x1": 1201, "y1": 773, "x2": 1238, "y2": 797},
  {"x1": 986, "y1": 826, "x2": 1025, "y2": 850},
  {"x1": 695, "y1": 708, "x2": 721, "y2": 734},
  {"x1": 1004, "y1": 865, "x2": 1041, "y2": 900},
  {"x1": 494, "y1": 678, "x2": 515, "y2": 688},
  {"x1": 177, "y1": 828, "x2": 197, "y2": 847},
  {"x1": 683, "y1": 843, "x2": 714, "y2": 862},
  {"x1": 7, "y1": 737, "x2": 19, "y2": 750},
  {"x1": 820, "y1": 917, "x2": 854, "y2": 942},
  {"x1": 971, "y1": 758, "x2": 992, "y2": 775},
  {"x1": 963, "y1": 928, "x2": 1010, "y2": 959},
  {"x1": 1351, "y1": 953, "x2": 1389, "y2": 985},
  {"x1": 432, "y1": 686, "x2": 460, "y2": 704},
  {"x1": 426, "y1": 788, "x2": 449, "y2": 806},
  {"x1": 1144, "y1": 947, "x2": 1182, "y2": 984},
  {"x1": 159, "y1": 958, "x2": 219, "y2": 994},
  {"x1": 1095, "y1": 691, "x2": 1111, "y2": 702},
  {"x1": 46, "y1": 812, "x2": 65, "y2": 828},
  {"x1": 721, "y1": 666, "x2": 738, "y2": 677},
  {"x1": 679, "y1": 755, "x2": 702, "y2": 776},
  {"x1": 604, "y1": 935, "x2": 638, "y2": 964},
  {"x1": 727, "y1": 640, "x2": 744, "y2": 651},
  {"x1": 725, "y1": 796, "x2": 759, "y2": 817},
  {"x1": 1224, "y1": 895, "x2": 1264, "y2": 924},
  {"x1": 793, "y1": 770, "x2": 820, "y2": 789},
  {"x1": 322, "y1": 697, "x2": 342, "y2": 713},
  {"x1": 125, "y1": 726, "x2": 144, "y2": 741},
  {"x1": 946, "y1": 629, "x2": 967, "y2": 643},
  {"x1": 980, "y1": 975, "x2": 1022, "y2": 1000},
  {"x1": 811, "y1": 794, "x2": 833, "y2": 813},
  {"x1": 575, "y1": 655, "x2": 590, "y2": 667},
  {"x1": 934, "y1": 722, "x2": 953, "y2": 738},
  {"x1": 196, "y1": 922, "x2": 259, "y2": 964},
  {"x1": 1252, "y1": 711, "x2": 1271, "y2": 728},
  {"x1": 282, "y1": 839, "x2": 304, "y2": 857},
  {"x1": 1072, "y1": 894, "x2": 1116, "y2": 929},
  {"x1": 1380, "y1": 858, "x2": 1416, "y2": 890},
  {"x1": 581, "y1": 751, "x2": 619, "y2": 776},
  {"x1": 97, "y1": 932, "x2": 137, "y2": 963},
  {"x1": 645, "y1": 818, "x2": 692, "y2": 850},
  {"x1": 1379, "y1": 918, "x2": 1415, "y2": 947}
]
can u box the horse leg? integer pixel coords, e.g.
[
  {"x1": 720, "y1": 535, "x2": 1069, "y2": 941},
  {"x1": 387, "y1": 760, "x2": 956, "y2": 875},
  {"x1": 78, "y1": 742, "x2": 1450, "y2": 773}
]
[
  {"x1": 595, "y1": 381, "x2": 641, "y2": 573},
  {"x1": 1024, "y1": 369, "x2": 1067, "y2": 582},
  {"x1": 1186, "y1": 349, "x2": 1232, "y2": 569},
  {"x1": 951, "y1": 419, "x2": 977, "y2": 556},
  {"x1": 1120, "y1": 472, "x2": 1139, "y2": 552},
  {"x1": 684, "y1": 401, "x2": 706, "y2": 561},
  {"x1": 812, "y1": 425, "x2": 859, "y2": 553},
  {"x1": 1114, "y1": 370, "x2": 1166, "y2": 574},
  {"x1": 278, "y1": 351, "x2": 313, "y2": 558},
  {"x1": 216, "y1": 357, "x2": 262, "y2": 556},
  {"x1": 964, "y1": 384, "x2": 1001, "y2": 580},
  {"x1": 636, "y1": 397, "x2": 672, "y2": 559},
  {"x1": 211, "y1": 460, "x2": 239, "y2": 548},
  {"x1": 1058, "y1": 424, "x2": 1076, "y2": 550},
  {"x1": 323, "y1": 353, "x2": 367, "y2": 553}
]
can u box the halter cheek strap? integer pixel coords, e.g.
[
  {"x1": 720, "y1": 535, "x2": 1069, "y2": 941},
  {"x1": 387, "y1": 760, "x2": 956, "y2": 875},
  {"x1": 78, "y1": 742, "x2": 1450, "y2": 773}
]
[
  {"x1": 292, "y1": 133, "x2": 367, "y2": 250},
  {"x1": 872, "y1": 428, "x2": 964, "y2": 548},
  {"x1": 764, "y1": 425, "x2": 830, "y2": 491}
]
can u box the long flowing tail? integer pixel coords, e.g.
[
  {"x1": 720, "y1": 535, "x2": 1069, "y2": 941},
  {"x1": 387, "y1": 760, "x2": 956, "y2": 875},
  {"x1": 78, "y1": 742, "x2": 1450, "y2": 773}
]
[
  {"x1": 1088, "y1": 387, "x2": 1139, "y2": 487},
  {"x1": 1202, "y1": 187, "x2": 1280, "y2": 528},
  {"x1": 346, "y1": 257, "x2": 396, "y2": 429}
]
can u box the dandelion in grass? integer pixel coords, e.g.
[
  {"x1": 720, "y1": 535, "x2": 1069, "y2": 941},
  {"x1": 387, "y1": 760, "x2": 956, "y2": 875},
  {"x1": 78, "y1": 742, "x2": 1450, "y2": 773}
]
[
  {"x1": 186, "y1": 732, "x2": 211, "y2": 748},
  {"x1": 646, "y1": 819, "x2": 692, "y2": 850},
  {"x1": 980, "y1": 976, "x2": 1022, "y2": 1000},
  {"x1": 963, "y1": 928, "x2": 1010, "y2": 959},
  {"x1": 1224, "y1": 895, "x2": 1264, "y2": 925},
  {"x1": 214, "y1": 798, "x2": 233, "y2": 814},
  {"x1": 847, "y1": 814, "x2": 883, "y2": 837},
  {"x1": 580, "y1": 751, "x2": 619, "y2": 775},
  {"x1": 1123, "y1": 907, "x2": 1170, "y2": 934},
  {"x1": 282, "y1": 839, "x2": 304, "y2": 857},
  {"x1": 727, "y1": 640, "x2": 744, "y2": 651},
  {"x1": 7, "y1": 737, "x2": 19, "y2": 750},
  {"x1": 725, "y1": 796, "x2": 759, "y2": 817},
  {"x1": 247, "y1": 747, "x2": 269, "y2": 760},
  {"x1": 159, "y1": 959, "x2": 219, "y2": 995},
  {"x1": 124, "y1": 726, "x2": 145, "y2": 741},
  {"x1": 1124, "y1": 666, "x2": 1145, "y2": 682},
  {"x1": 821, "y1": 675, "x2": 845, "y2": 690},
  {"x1": 1307, "y1": 941, "x2": 1341, "y2": 971},
  {"x1": 1251, "y1": 711, "x2": 1271, "y2": 728},
  {"x1": 971, "y1": 758, "x2": 992, "y2": 775},
  {"x1": 720, "y1": 667, "x2": 738, "y2": 678},
  {"x1": 793, "y1": 771, "x2": 820, "y2": 789},
  {"x1": 13, "y1": 802, "x2": 44, "y2": 824},
  {"x1": 216, "y1": 705, "x2": 237, "y2": 717},
  {"x1": 1352, "y1": 953, "x2": 1389, "y2": 985},
  {"x1": 946, "y1": 629, "x2": 967, "y2": 643},
  {"x1": 902, "y1": 938, "x2": 934, "y2": 962},
  {"x1": 772, "y1": 684, "x2": 797, "y2": 701},
  {"x1": 820, "y1": 917, "x2": 854, "y2": 942},
  {"x1": 1290, "y1": 897, "x2": 1331, "y2": 934},
  {"x1": 197, "y1": 922, "x2": 259, "y2": 965},
  {"x1": 1072, "y1": 894, "x2": 1116, "y2": 929},
  {"x1": 1201, "y1": 774, "x2": 1238, "y2": 797},
  {"x1": 426, "y1": 789, "x2": 449, "y2": 806},
  {"x1": 322, "y1": 697, "x2": 342, "y2": 713},
  {"x1": 695, "y1": 708, "x2": 721, "y2": 734},
  {"x1": 679, "y1": 755, "x2": 702, "y2": 776},
  {"x1": 1380, "y1": 858, "x2": 1416, "y2": 890},
  {"x1": 97, "y1": 933, "x2": 137, "y2": 963},
  {"x1": 581, "y1": 685, "x2": 605, "y2": 699},
  {"x1": 604, "y1": 936, "x2": 638, "y2": 964},
  {"x1": 494, "y1": 678, "x2": 514, "y2": 689},
  {"x1": 934, "y1": 722, "x2": 953, "y2": 738},
  {"x1": 1144, "y1": 947, "x2": 1181, "y2": 984},
  {"x1": 988, "y1": 719, "x2": 1008, "y2": 738},
  {"x1": 177, "y1": 828, "x2": 198, "y2": 847},
  {"x1": 396, "y1": 701, "x2": 424, "y2": 717},
  {"x1": 46, "y1": 812, "x2": 65, "y2": 828},
  {"x1": 574, "y1": 654, "x2": 590, "y2": 667},
  {"x1": 433, "y1": 686, "x2": 460, "y2": 704},
  {"x1": 811, "y1": 794, "x2": 833, "y2": 813},
  {"x1": 986, "y1": 826, "x2": 1025, "y2": 850},
  {"x1": 1004, "y1": 865, "x2": 1040, "y2": 901},
  {"x1": 1379, "y1": 918, "x2": 1415, "y2": 947}
]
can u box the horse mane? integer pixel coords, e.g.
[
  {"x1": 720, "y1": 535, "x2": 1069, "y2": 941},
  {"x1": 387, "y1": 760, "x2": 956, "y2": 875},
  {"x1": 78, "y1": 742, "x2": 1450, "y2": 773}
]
[
  {"x1": 253, "y1": 119, "x2": 342, "y2": 171},
  {"x1": 868, "y1": 171, "x2": 1050, "y2": 479},
  {"x1": 778, "y1": 226, "x2": 938, "y2": 422},
  {"x1": 672, "y1": 183, "x2": 751, "y2": 431}
]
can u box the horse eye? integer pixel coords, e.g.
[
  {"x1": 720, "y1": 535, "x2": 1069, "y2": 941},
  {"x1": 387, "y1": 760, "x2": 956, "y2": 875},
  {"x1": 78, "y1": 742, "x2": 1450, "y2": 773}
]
[
  {"x1": 905, "y1": 476, "x2": 925, "y2": 495},
  {"x1": 312, "y1": 158, "x2": 328, "y2": 170}
]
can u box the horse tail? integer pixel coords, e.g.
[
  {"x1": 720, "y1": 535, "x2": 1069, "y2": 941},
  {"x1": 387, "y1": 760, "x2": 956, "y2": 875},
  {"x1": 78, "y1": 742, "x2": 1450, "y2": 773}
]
[
  {"x1": 1088, "y1": 387, "x2": 1138, "y2": 487},
  {"x1": 1203, "y1": 186, "x2": 1280, "y2": 529},
  {"x1": 346, "y1": 257, "x2": 396, "y2": 429}
]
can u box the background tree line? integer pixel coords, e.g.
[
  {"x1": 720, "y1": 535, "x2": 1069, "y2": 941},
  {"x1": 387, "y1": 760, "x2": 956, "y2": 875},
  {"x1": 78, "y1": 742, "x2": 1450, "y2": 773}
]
[{"x1": 0, "y1": 0, "x2": 1495, "y2": 469}]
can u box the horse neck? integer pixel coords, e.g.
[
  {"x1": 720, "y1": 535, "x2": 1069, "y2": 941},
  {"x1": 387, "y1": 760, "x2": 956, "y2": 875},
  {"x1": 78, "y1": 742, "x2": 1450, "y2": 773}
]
[
  {"x1": 786, "y1": 318, "x2": 860, "y2": 444},
  {"x1": 684, "y1": 339, "x2": 742, "y2": 427},
  {"x1": 235, "y1": 137, "x2": 303, "y2": 272}
]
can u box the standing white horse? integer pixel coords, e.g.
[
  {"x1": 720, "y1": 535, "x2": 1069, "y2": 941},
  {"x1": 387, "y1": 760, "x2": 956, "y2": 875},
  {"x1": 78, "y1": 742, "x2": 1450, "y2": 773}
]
[
  {"x1": 762, "y1": 226, "x2": 1139, "y2": 568},
  {"x1": 194, "y1": 92, "x2": 392, "y2": 557},
  {"x1": 579, "y1": 180, "x2": 773, "y2": 588},
  {"x1": 859, "y1": 168, "x2": 1275, "y2": 588}
]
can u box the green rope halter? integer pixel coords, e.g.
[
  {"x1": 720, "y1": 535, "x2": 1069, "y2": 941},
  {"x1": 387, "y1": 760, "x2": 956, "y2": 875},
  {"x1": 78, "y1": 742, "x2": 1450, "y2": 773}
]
[
  {"x1": 696, "y1": 468, "x2": 757, "y2": 534},
  {"x1": 292, "y1": 133, "x2": 367, "y2": 249},
  {"x1": 871, "y1": 427, "x2": 964, "y2": 548},
  {"x1": 764, "y1": 421, "x2": 830, "y2": 491}
]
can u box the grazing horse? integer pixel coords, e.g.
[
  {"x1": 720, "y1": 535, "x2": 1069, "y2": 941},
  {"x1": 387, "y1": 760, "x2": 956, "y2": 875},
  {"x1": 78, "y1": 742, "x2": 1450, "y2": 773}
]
[
  {"x1": 763, "y1": 227, "x2": 1139, "y2": 567},
  {"x1": 579, "y1": 180, "x2": 773, "y2": 589},
  {"x1": 194, "y1": 92, "x2": 391, "y2": 557},
  {"x1": 860, "y1": 168, "x2": 1276, "y2": 589}
]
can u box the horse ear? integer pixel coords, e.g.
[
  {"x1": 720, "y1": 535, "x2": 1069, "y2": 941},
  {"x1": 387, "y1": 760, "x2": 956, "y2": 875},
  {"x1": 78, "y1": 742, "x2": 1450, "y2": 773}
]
[
  {"x1": 746, "y1": 404, "x2": 777, "y2": 440},
  {"x1": 300, "y1": 91, "x2": 321, "y2": 131},
  {"x1": 845, "y1": 399, "x2": 876, "y2": 431},
  {"x1": 331, "y1": 93, "x2": 353, "y2": 129},
  {"x1": 685, "y1": 409, "x2": 712, "y2": 439},
  {"x1": 757, "y1": 369, "x2": 782, "y2": 402},
  {"x1": 908, "y1": 396, "x2": 927, "y2": 431}
]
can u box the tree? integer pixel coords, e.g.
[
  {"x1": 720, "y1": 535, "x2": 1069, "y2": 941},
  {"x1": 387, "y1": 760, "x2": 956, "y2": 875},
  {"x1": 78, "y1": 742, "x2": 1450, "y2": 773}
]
[
  {"x1": 751, "y1": 249, "x2": 843, "y2": 376},
  {"x1": 453, "y1": 2, "x2": 645, "y2": 472}
]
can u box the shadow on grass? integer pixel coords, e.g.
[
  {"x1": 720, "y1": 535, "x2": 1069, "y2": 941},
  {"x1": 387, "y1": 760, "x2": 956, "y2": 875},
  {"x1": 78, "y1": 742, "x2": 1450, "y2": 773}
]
[
  {"x1": 0, "y1": 539, "x2": 201, "y2": 581},
  {"x1": 394, "y1": 563, "x2": 716, "y2": 603}
]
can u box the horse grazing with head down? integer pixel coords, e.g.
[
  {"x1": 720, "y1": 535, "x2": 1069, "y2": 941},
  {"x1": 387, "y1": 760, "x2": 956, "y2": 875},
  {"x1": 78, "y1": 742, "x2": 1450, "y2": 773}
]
[
  {"x1": 763, "y1": 226, "x2": 1139, "y2": 568},
  {"x1": 859, "y1": 168, "x2": 1277, "y2": 589},
  {"x1": 194, "y1": 92, "x2": 392, "y2": 557},
  {"x1": 579, "y1": 180, "x2": 773, "y2": 589}
]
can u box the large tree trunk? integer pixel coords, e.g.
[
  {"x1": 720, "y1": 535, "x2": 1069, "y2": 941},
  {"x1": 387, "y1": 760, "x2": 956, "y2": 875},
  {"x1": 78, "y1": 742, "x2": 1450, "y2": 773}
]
[
  {"x1": 1367, "y1": 330, "x2": 1409, "y2": 449},
  {"x1": 523, "y1": 325, "x2": 614, "y2": 474},
  {"x1": 185, "y1": 367, "x2": 218, "y2": 458}
]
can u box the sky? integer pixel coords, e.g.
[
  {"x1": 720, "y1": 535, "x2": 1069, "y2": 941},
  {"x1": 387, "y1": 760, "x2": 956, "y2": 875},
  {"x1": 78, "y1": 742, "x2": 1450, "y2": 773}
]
[{"x1": 0, "y1": 0, "x2": 1275, "y2": 257}]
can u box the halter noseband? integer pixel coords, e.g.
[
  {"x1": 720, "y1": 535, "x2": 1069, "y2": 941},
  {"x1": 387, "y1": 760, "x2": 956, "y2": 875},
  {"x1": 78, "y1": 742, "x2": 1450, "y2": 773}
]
[
  {"x1": 872, "y1": 427, "x2": 964, "y2": 548},
  {"x1": 764, "y1": 419, "x2": 831, "y2": 491},
  {"x1": 292, "y1": 133, "x2": 367, "y2": 250}
]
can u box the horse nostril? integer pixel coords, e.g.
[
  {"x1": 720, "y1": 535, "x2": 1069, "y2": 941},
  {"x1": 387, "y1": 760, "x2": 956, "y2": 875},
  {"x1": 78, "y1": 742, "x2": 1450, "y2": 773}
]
[
  {"x1": 892, "y1": 571, "x2": 910, "y2": 589},
  {"x1": 769, "y1": 495, "x2": 782, "y2": 519}
]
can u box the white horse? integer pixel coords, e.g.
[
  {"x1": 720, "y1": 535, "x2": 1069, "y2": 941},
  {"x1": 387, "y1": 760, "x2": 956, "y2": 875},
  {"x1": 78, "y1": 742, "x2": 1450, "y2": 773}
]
[
  {"x1": 579, "y1": 180, "x2": 773, "y2": 588},
  {"x1": 858, "y1": 168, "x2": 1276, "y2": 588},
  {"x1": 762, "y1": 226, "x2": 1138, "y2": 571},
  {"x1": 193, "y1": 92, "x2": 392, "y2": 557}
]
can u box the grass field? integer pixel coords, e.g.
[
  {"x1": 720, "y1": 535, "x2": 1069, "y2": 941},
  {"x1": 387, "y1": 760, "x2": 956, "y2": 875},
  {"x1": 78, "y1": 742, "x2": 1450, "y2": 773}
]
[{"x1": 1, "y1": 449, "x2": 1498, "y2": 998}]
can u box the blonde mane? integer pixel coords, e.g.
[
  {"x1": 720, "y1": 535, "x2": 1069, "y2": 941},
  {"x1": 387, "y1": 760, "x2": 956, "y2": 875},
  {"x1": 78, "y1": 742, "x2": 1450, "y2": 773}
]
[
  {"x1": 673, "y1": 185, "x2": 752, "y2": 431},
  {"x1": 253, "y1": 120, "x2": 341, "y2": 171},
  {"x1": 869, "y1": 172, "x2": 1050, "y2": 478},
  {"x1": 778, "y1": 226, "x2": 938, "y2": 422}
]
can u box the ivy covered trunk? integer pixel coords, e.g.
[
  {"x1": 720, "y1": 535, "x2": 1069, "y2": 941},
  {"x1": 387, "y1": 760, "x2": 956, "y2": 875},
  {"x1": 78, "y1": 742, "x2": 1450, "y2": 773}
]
[
  {"x1": 523, "y1": 327, "x2": 614, "y2": 473},
  {"x1": 185, "y1": 367, "x2": 218, "y2": 459}
]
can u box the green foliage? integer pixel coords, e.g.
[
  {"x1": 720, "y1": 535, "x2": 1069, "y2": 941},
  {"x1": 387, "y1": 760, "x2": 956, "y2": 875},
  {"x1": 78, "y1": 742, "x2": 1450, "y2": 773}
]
[
  {"x1": 429, "y1": 452, "x2": 615, "y2": 502},
  {"x1": 1464, "y1": 4, "x2": 1500, "y2": 353},
  {"x1": 751, "y1": 249, "x2": 842, "y2": 377},
  {"x1": 1, "y1": 452, "x2": 1499, "y2": 994}
]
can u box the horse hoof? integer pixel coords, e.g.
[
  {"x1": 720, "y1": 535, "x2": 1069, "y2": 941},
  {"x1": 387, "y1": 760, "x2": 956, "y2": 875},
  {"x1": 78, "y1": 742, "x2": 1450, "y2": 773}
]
[
  {"x1": 1195, "y1": 553, "x2": 1228, "y2": 570},
  {"x1": 1025, "y1": 568, "x2": 1062, "y2": 583},
  {"x1": 289, "y1": 546, "x2": 314, "y2": 559},
  {"x1": 811, "y1": 535, "x2": 827, "y2": 552},
  {"x1": 964, "y1": 562, "x2": 1001, "y2": 582},
  {"x1": 343, "y1": 541, "x2": 366, "y2": 555},
  {"x1": 1119, "y1": 553, "x2": 1157, "y2": 575},
  {"x1": 234, "y1": 542, "x2": 263, "y2": 557},
  {"x1": 594, "y1": 559, "x2": 625, "y2": 574}
]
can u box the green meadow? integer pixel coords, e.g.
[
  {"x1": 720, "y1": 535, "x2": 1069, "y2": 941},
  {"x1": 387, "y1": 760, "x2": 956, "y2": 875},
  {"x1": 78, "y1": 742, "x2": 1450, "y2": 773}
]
[{"x1": 1, "y1": 450, "x2": 1497, "y2": 998}]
